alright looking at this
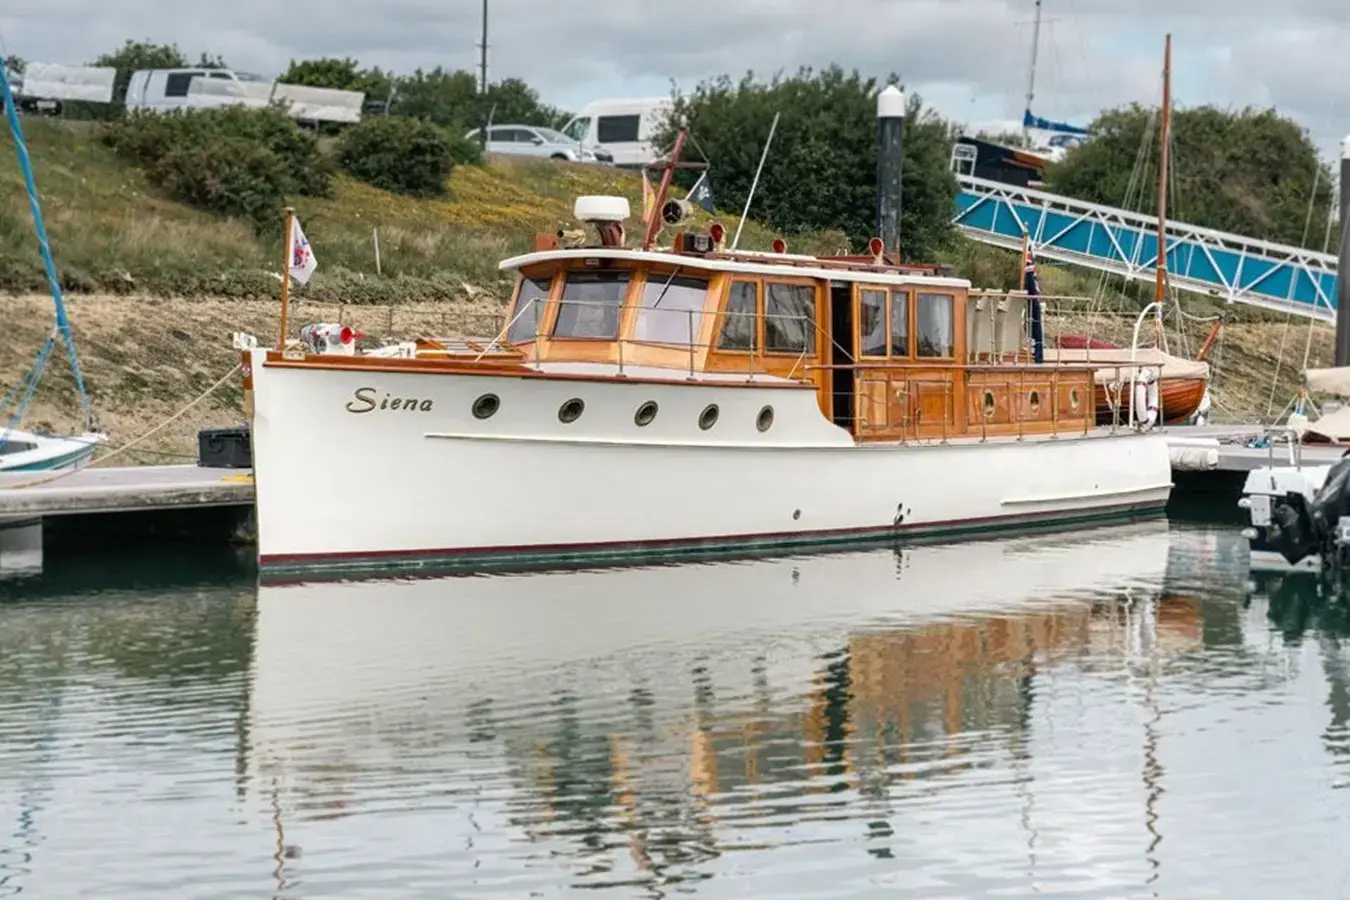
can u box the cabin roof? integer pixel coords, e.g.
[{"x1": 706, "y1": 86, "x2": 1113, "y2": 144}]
[{"x1": 499, "y1": 248, "x2": 972, "y2": 290}]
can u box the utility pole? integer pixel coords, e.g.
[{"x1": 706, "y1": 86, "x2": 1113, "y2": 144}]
[{"x1": 478, "y1": 0, "x2": 489, "y2": 151}]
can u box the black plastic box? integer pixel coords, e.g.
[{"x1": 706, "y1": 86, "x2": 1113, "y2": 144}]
[{"x1": 198, "y1": 426, "x2": 252, "y2": 469}]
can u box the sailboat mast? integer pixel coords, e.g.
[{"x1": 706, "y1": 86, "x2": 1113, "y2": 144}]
[
  {"x1": 1155, "y1": 34, "x2": 1171, "y2": 306},
  {"x1": 1023, "y1": 0, "x2": 1043, "y2": 145}
]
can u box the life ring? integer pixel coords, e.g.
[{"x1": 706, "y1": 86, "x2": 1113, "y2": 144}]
[{"x1": 1131, "y1": 369, "x2": 1160, "y2": 430}]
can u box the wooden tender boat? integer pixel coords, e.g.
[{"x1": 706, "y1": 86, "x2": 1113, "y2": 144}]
[{"x1": 237, "y1": 120, "x2": 1172, "y2": 581}]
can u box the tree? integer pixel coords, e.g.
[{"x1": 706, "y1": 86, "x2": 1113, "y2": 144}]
[
  {"x1": 3, "y1": 55, "x2": 24, "y2": 76},
  {"x1": 388, "y1": 66, "x2": 479, "y2": 127},
  {"x1": 281, "y1": 56, "x2": 393, "y2": 103},
  {"x1": 1046, "y1": 103, "x2": 1334, "y2": 248},
  {"x1": 382, "y1": 67, "x2": 567, "y2": 132},
  {"x1": 483, "y1": 78, "x2": 569, "y2": 128},
  {"x1": 90, "y1": 39, "x2": 189, "y2": 105},
  {"x1": 660, "y1": 65, "x2": 958, "y2": 261}
]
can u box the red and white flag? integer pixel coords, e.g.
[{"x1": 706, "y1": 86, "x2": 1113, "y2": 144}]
[{"x1": 289, "y1": 216, "x2": 318, "y2": 285}]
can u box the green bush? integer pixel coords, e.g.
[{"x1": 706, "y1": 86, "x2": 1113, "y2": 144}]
[
  {"x1": 101, "y1": 106, "x2": 333, "y2": 229},
  {"x1": 336, "y1": 115, "x2": 455, "y2": 197},
  {"x1": 443, "y1": 129, "x2": 484, "y2": 166}
]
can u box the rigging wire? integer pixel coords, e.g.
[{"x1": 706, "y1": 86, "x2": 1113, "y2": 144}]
[{"x1": 0, "y1": 64, "x2": 96, "y2": 441}]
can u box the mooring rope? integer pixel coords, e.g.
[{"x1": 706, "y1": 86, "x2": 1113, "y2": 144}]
[{"x1": 0, "y1": 363, "x2": 241, "y2": 491}]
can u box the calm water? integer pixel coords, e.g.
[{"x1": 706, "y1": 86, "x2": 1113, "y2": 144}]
[{"x1": 3, "y1": 521, "x2": 1350, "y2": 898}]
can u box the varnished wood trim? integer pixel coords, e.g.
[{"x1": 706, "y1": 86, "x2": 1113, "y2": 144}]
[{"x1": 261, "y1": 353, "x2": 816, "y2": 389}]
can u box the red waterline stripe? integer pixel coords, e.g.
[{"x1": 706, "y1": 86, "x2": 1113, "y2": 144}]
[{"x1": 259, "y1": 498, "x2": 1166, "y2": 568}]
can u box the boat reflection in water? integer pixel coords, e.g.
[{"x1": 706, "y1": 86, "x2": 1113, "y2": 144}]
[{"x1": 246, "y1": 521, "x2": 1205, "y2": 887}]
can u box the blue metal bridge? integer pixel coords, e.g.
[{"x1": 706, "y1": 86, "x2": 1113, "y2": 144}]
[{"x1": 952, "y1": 174, "x2": 1339, "y2": 322}]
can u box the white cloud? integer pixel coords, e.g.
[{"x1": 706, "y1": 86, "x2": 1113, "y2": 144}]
[{"x1": 1, "y1": 0, "x2": 1347, "y2": 153}]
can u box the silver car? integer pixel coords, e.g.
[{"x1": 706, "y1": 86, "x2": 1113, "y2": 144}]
[{"x1": 465, "y1": 124, "x2": 614, "y2": 165}]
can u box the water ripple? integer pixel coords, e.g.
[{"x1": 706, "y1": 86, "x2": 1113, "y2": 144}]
[{"x1": 6, "y1": 525, "x2": 1350, "y2": 895}]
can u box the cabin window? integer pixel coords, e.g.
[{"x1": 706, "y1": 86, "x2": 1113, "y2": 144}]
[
  {"x1": 597, "y1": 114, "x2": 641, "y2": 143},
  {"x1": 0, "y1": 439, "x2": 36, "y2": 456},
  {"x1": 859, "y1": 289, "x2": 887, "y2": 357},
  {"x1": 164, "y1": 72, "x2": 197, "y2": 97},
  {"x1": 718, "y1": 280, "x2": 758, "y2": 351},
  {"x1": 553, "y1": 270, "x2": 630, "y2": 339},
  {"x1": 890, "y1": 289, "x2": 911, "y2": 357},
  {"x1": 634, "y1": 273, "x2": 709, "y2": 346},
  {"x1": 506, "y1": 276, "x2": 552, "y2": 342},
  {"x1": 764, "y1": 282, "x2": 815, "y2": 353},
  {"x1": 916, "y1": 292, "x2": 955, "y2": 358}
]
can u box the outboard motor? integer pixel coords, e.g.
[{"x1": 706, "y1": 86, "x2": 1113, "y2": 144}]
[{"x1": 1266, "y1": 457, "x2": 1350, "y2": 568}]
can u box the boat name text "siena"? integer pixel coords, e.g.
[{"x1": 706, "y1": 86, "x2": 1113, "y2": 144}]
[{"x1": 345, "y1": 387, "x2": 435, "y2": 414}]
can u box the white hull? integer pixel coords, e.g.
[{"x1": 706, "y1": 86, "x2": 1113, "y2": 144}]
[
  {"x1": 0, "y1": 429, "x2": 103, "y2": 472},
  {"x1": 247, "y1": 349, "x2": 1173, "y2": 577},
  {"x1": 1239, "y1": 462, "x2": 1335, "y2": 572}
]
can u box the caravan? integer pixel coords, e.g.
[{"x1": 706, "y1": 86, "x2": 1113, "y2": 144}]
[
  {"x1": 559, "y1": 97, "x2": 673, "y2": 168},
  {"x1": 123, "y1": 68, "x2": 365, "y2": 125}
]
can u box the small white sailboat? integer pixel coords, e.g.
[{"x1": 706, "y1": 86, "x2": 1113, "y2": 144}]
[
  {"x1": 0, "y1": 429, "x2": 103, "y2": 473},
  {"x1": 1, "y1": 64, "x2": 104, "y2": 474}
]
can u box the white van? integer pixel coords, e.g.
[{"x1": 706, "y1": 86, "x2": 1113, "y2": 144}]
[
  {"x1": 559, "y1": 97, "x2": 673, "y2": 168},
  {"x1": 124, "y1": 67, "x2": 266, "y2": 112}
]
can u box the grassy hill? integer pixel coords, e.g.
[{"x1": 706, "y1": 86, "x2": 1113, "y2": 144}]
[{"x1": 0, "y1": 116, "x2": 1333, "y2": 460}]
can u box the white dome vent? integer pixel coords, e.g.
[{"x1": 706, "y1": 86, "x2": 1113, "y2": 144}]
[
  {"x1": 572, "y1": 195, "x2": 631, "y2": 247},
  {"x1": 573, "y1": 195, "x2": 631, "y2": 223}
]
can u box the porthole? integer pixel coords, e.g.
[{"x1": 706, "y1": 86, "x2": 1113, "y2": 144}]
[
  {"x1": 634, "y1": 400, "x2": 658, "y2": 426},
  {"x1": 558, "y1": 397, "x2": 585, "y2": 423},
  {"x1": 1069, "y1": 387, "x2": 1081, "y2": 411},
  {"x1": 982, "y1": 390, "x2": 996, "y2": 419},
  {"x1": 699, "y1": 403, "x2": 720, "y2": 431},
  {"x1": 471, "y1": 393, "x2": 500, "y2": 420},
  {"x1": 1028, "y1": 390, "x2": 1041, "y2": 414},
  {"x1": 756, "y1": 405, "x2": 775, "y2": 432}
]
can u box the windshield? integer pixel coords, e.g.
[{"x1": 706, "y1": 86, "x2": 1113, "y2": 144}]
[
  {"x1": 634, "y1": 274, "x2": 709, "y2": 345},
  {"x1": 553, "y1": 270, "x2": 630, "y2": 339},
  {"x1": 532, "y1": 127, "x2": 572, "y2": 144},
  {"x1": 561, "y1": 118, "x2": 589, "y2": 142}
]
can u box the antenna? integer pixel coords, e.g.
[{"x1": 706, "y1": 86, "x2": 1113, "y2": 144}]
[{"x1": 731, "y1": 111, "x2": 780, "y2": 250}]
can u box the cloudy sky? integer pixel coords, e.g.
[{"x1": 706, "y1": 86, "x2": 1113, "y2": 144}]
[{"x1": 3, "y1": 0, "x2": 1347, "y2": 158}]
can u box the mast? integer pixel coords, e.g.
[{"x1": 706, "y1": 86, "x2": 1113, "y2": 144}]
[
  {"x1": 1023, "y1": 0, "x2": 1043, "y2": 145},
  {"x1": 1152, "y1": 34, "x2": 1172, "y2": 352},
  {"x1": 1155, "y1": 34, "x2": 1171, "y2": 307}
]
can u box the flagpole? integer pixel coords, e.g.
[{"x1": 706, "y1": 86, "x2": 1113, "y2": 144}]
[
  {"x1": 1017, "y1": 231, "x2": 1029, "y2": 363},
  {"x1": 279, "y1": 206, "x2": 294, "y2": 347}
]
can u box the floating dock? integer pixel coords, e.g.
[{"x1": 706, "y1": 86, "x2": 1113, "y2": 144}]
[
  {"x1": 0, "y1": 465, "x2": 255, "y2": 559},
  {"x1": 0, "y1": 465, "x2": 253, "y2": 517}
]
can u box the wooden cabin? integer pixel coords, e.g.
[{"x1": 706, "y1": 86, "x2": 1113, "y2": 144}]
[{"x1": 489, "y1": 232, "x2": 1100, "y2": 443}]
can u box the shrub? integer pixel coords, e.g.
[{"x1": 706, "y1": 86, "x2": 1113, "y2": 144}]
[
  {"x1": 443, "y1": 129, "x2": 484, "y2": 166},
  {"x1": 336, "y1": 116, "x2": 455, "y2": 197},
  {"x1": 101, "y1": 106, "x2": 334, "y2": 229}
]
